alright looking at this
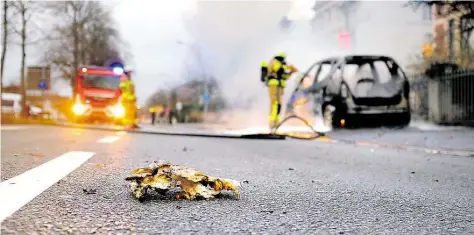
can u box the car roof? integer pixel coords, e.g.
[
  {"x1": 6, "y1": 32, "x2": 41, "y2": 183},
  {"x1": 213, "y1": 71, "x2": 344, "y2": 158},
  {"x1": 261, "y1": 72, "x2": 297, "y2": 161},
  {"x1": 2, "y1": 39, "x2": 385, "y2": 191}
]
[
  {"x1": 319, "y1": 55, "x2": 394, "y2": 64},
  {"x1": 343, "y1": 55, "x2": 393, "y2": 61}
]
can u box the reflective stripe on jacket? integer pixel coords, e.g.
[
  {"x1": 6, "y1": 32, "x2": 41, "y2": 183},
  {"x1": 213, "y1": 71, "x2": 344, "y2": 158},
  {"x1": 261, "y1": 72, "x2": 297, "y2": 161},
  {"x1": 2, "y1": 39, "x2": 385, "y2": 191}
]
[
  {"x1": 267, "y1": 59, "x2": 287, "y2": 87},
  {"x1": 120, "y1": 80, "x2": 136, "y2": 101}
]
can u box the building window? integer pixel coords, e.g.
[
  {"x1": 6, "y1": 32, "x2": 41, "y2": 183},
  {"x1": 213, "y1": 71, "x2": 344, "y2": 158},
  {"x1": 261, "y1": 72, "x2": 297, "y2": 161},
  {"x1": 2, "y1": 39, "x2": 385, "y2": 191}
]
[
  {"x1": 460, "y1": 18, "x2": 473, "y2": 56},
  {"x1": 448, "y1": 19, "x2": 455, "y2": 59}
]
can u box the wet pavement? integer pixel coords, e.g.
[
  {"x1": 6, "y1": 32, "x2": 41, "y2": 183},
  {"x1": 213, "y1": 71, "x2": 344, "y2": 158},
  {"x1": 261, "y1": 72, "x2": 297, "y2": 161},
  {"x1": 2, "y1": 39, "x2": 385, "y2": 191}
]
[{"x1": 1, "y1": 124, "x2": 473, "y2": 234}]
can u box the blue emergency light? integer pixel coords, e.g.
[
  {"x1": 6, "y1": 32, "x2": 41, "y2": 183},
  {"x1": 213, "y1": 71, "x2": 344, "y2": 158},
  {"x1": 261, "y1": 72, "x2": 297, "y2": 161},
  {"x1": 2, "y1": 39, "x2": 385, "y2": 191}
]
[
  {"x1": 113, "y1": 67, "x2": 124, "y2": 75},
  {"x1": 109, "y1": 62, "x2": 125, "y2": 75}
]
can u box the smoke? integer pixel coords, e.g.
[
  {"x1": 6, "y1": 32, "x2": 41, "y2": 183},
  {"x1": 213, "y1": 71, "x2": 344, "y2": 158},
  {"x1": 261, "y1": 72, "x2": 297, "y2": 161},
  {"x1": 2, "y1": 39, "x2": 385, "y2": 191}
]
[
  {"x1": 184, "y1": 0, "x2": 431, "y2": 129},
  {"x1": 184, "y1": 1, "x2": 305, "y2": 128}
]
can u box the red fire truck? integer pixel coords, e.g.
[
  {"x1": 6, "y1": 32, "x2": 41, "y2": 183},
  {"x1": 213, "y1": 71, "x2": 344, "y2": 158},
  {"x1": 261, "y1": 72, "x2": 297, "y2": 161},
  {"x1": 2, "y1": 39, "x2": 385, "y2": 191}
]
[{"x1": 72, "y1": 66, "x2": 127, "y2": 124}]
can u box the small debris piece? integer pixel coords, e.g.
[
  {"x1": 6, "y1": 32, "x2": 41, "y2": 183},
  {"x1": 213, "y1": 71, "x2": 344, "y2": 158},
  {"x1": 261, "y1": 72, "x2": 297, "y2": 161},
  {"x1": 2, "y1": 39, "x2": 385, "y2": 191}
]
[
  {"x1": 125, "y1": 161, "x2": 241, "y2": 201},
  {"x1": 182, "y1": 147, "x2": 188, "y2": 152},
  {"x1": 288, "y1": 168, "x2": 294, "y2": 171},
  {"x1": 95, "y1": 164, "x2": 106, "y2": 169},
  {"x1": 411, "y1": 172, "x2": 416, "y2": 174},
  {"x1": 83, "y1": 188, "x2": 97, "y2": 195},
  {"x1": 260, "y1": 210, "x2": 274, "y2": 214},
  {"x1": 243, "y1": 180, "x2": 249, "y2": 184},
  {"x1": 26, "y1": 153, "x2": 45, "y2": 158}
]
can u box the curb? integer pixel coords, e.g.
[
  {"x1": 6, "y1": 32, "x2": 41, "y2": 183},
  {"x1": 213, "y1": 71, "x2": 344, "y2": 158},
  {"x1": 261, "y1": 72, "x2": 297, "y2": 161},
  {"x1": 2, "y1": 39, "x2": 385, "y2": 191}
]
[
  {"x1": 4, "y1": 122, "x2": 472, "y2": 157},
  {"x1": 315, "y1": 137, "x2": 474, "y2": 158}
]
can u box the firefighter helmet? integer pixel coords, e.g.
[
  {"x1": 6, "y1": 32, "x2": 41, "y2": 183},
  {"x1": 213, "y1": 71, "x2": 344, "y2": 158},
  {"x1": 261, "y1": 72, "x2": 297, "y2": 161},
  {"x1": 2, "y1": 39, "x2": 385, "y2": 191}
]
[{"x1": 276, "y1": 52, "x2": 286, "y2": 59}]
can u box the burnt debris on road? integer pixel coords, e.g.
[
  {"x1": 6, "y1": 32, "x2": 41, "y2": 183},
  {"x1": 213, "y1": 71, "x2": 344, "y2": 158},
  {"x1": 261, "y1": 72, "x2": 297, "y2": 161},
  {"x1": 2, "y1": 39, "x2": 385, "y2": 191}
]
[{"x1": 125, "y1": 161, "x2": 241, "y2": 201}]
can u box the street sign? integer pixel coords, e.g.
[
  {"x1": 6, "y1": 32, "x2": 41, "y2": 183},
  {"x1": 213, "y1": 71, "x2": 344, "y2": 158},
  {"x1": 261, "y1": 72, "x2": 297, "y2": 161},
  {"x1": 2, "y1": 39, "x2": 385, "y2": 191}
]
[
  {"x1": 38, "y1": 80, "x2": 47, "y2": 90},
  {"x1": 339, "y1": 32, "x2": 351, "y2": 49},
  {"x1": 27, "y1": 66, "x2": 51, "y2": 92},
  {"x1": 203, "y1": 94, "x2": 210, "y2": 102}
]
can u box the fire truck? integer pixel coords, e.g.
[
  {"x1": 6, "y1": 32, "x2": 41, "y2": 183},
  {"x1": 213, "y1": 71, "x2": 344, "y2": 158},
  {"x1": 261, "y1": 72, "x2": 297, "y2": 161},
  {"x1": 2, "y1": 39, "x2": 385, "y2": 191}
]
[{"x1": 72, "y1": 65, "x2": 127, "y2": 124}]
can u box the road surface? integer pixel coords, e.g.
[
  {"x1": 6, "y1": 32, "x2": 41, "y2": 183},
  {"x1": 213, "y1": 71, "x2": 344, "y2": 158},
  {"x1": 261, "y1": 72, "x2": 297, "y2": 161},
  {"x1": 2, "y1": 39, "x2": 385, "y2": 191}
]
[{"x1": 1, "y1": 125, "x2": 474, "y2": 234}]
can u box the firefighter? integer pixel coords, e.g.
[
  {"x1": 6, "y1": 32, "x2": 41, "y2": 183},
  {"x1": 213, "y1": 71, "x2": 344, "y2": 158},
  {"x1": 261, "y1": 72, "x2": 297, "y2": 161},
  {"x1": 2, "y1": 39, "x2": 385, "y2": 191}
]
[
  {"x1": 150, "y1": 106, "x2": 157, "y2": 125},
  {"x1": 120, "y1": 66, "x2": 139, "y2": 128},
  {"x1": 260, "y1": 52, "x2": 298, "y2": 130}
]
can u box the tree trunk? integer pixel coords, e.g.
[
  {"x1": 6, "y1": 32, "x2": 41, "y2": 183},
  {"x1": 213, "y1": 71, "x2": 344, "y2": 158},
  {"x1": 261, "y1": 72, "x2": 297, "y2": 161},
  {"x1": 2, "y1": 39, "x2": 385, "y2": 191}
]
[
  {"x1": 1, "y1": 0, "x2": 8, "y2": 90},
  {"x1": 72, "y1": 11, "x2": 79, "y2": 96},
  {"x1": 20, "y1": 8, "x2": 27, "y2": 117}
]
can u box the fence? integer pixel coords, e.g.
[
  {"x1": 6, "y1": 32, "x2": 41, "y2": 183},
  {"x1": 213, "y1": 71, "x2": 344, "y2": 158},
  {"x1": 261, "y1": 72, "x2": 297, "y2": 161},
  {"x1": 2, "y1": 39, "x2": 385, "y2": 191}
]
[{"x1": 409, "y1": 69, "x2": 474, "y2": 126}]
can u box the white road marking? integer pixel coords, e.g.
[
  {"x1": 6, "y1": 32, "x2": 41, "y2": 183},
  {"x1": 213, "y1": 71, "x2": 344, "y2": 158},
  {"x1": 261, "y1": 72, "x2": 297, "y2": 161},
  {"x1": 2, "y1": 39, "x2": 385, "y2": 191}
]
[
  {"x1": 97, "y1": 136, "x2": 121, "y2": 143},
  {"x1": 0, "y1": 125, "x2": 28, "y2": 131},
  {"x1": 0, "y1": 151, "x2": 95, "y2": 223}
]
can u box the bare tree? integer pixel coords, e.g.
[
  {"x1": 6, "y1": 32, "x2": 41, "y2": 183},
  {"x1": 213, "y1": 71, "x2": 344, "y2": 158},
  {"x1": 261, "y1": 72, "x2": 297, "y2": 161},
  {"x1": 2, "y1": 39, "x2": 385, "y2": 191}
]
[
  {"x1": 45, "y1": 1, "x2": 92, "y2": 93},
  {"x1": 44, "y1": 1, "x2": 126, "y2": 94},
  {"x1": 1, "y1": 0, "x2": 12, "y2": 89},
  {"x1": 11, "y1": 0, "x2": 40, "y2": 116}
]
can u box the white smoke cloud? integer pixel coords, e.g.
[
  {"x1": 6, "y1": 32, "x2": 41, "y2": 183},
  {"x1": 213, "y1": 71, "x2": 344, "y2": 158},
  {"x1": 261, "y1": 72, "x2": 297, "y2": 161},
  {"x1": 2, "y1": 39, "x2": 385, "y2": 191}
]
[{"x1": 184, "y1": 0, "x2": 431, "y2": 129}]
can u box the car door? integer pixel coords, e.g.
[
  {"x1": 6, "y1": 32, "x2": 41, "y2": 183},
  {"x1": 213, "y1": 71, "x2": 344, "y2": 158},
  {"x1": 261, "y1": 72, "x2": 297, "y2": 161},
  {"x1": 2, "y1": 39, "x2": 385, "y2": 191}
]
[{"x1": 286, "y1": 62, "x2": 321, "y2": 116}]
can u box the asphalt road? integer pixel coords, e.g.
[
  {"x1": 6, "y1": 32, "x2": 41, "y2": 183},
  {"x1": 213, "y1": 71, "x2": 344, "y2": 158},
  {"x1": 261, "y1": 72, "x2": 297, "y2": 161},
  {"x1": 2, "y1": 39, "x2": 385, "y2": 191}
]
[
  {"x1": 328, "y1": 121, "x2": 474, "y2": 152},
  {"x1": 1, "y1": 125, "x2": 474, "y2": 234}
]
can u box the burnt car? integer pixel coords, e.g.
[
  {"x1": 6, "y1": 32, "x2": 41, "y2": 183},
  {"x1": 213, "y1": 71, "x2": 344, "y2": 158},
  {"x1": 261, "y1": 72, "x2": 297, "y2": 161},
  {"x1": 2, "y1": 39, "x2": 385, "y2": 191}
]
[{"x1": 286, "y1": 55, "x2": 411, "y2": 128}]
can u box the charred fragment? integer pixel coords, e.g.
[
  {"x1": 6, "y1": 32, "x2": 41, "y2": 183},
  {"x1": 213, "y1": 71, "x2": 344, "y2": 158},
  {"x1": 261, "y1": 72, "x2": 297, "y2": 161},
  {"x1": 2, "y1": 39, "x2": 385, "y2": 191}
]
[{"x1": 125, "y1": 162, "x2": 241, "y2": 201}]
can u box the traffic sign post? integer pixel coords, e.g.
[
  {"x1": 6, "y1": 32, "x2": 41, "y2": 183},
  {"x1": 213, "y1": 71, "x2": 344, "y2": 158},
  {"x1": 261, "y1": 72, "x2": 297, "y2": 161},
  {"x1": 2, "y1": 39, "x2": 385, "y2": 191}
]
[
  {"x1": 27, "y1": 66, "x2": 50, "y2": 92},
  {"x1": 203, "y1": 94, "x2": 210, "y2": 103},
  {"x1": 202, "y1": 92, "x2": 210, "y2": 122},
  {"x1": 38, "y1": 80, "x2": 47, "y2": 90}
]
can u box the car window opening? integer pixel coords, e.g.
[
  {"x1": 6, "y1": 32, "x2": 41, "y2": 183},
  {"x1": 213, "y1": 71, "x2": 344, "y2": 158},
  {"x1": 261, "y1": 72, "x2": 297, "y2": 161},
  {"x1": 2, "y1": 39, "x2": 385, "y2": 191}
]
[
  {"x1": 344, "y1": 58, "x2": 401, "y2": 85},
  {"x1": 316, "y1": 62, "x2": 333, "y2": 83}
]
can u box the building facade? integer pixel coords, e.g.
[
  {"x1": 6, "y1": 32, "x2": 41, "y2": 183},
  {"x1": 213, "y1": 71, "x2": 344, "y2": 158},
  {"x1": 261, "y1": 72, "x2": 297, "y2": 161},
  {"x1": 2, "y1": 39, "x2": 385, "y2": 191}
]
[
  {"x1": 310, "y1": 1, "x2": 433, "y2": 69},
  {"x1": 432, "y1": 4, "x2": 473, "y2": 65}
]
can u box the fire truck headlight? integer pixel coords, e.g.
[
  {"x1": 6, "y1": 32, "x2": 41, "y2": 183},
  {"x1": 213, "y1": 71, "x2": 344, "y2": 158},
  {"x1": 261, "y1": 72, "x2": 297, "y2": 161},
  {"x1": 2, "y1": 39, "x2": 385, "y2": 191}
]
[
  {"x1": 111, "y1": 104, "x2": 125, "y2": 118},
  {"x1": 73, "y1": 103, "x2": 88, "y2": 115}
]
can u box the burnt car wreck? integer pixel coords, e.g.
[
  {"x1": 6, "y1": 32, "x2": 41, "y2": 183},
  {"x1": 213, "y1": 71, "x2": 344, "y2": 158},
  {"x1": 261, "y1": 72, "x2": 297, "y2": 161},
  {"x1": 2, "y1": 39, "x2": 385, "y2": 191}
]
[{"x1": 287, "y1": 55, "x2": 411, "y2": 128}]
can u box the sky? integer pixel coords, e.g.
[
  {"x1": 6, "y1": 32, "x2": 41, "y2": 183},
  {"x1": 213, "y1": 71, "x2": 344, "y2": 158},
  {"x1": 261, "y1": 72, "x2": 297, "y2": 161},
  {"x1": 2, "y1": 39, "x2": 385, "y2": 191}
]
[
  {"x1": 2, "y1": 0, "x2": 314, "y2": 105},
  {"x1": 3, "y1": 0, "x2": 437, "y2": 111}
]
